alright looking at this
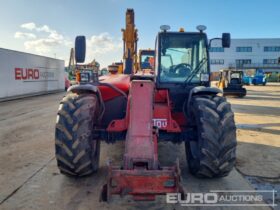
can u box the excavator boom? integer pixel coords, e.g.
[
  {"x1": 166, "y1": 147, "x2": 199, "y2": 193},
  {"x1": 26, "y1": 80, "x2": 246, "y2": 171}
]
[{"x1": 122, "y1": 9, "x2": 138, "y2": 74}]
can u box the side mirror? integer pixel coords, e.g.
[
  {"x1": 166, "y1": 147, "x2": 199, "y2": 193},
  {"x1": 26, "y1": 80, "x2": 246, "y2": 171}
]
[
  {"x1": 75, "y1": 36, "x2": 86, "y2": 63},
  {"x1": 222, "y1": 33, "x2": 231, "y2": 48}
]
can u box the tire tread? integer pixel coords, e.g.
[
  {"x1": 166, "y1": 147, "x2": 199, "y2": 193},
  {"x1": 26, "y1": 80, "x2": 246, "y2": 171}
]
[
  {"x1": 186, "y1": 95, "x2": 237, "y2": 178},
  {"x1": 55, "y1": 92, "x2": 100, "y2": 176}
]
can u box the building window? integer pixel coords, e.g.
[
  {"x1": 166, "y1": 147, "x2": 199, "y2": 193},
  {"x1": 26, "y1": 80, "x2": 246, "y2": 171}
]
[
  {"x1": 210, "y1": 59, "x2": 224, "y2": 65},
  {"x1": 236, "y1": 59, "x2": 251, "y2": 67},
  {"x1": 263, "y1": 59, "x2": 278, "y2": 64},
  {"x1": 236, "y1": 47, "x2": 252, "y2": 52},
  {"x1": 264, "y1": 46, "x2": 280, "y2": 52},
  {"x1": 209, "y1": 47, "x2": 224, "y2": 52}
]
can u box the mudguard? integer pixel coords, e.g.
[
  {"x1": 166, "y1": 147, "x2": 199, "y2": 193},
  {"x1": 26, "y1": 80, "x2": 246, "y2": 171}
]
[
  {"x1": 190, "y1": 86, "x2": 222, "y2": 95},
  {"x1": 67, "y1": 84, "x2": 105, "y2": 122},
  {"x1": 186, "y1": 86, "x2": 222, "y2": 116},
  {"x1": 67, "y1": 84, "x2": 98, "y2": 93}
]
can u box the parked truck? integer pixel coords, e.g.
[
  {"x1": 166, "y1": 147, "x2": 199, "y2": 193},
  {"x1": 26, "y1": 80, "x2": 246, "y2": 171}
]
[{"x1": 252, "y1": 69, "x2": 267, "y2": 85}]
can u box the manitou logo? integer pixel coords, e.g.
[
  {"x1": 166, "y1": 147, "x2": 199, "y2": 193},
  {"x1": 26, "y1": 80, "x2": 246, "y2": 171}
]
[
  {"x1": 153, "y1": 118, "x2": 167, "y2": 128},
  {"x1": 15, "y1": 68, "x2": 39, "y2": 80}
]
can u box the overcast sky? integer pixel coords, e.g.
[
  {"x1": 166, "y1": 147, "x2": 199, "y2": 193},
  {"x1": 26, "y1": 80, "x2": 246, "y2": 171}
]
[{"x1": 0, "y1": 0, "x2": 279, "y2": 67}]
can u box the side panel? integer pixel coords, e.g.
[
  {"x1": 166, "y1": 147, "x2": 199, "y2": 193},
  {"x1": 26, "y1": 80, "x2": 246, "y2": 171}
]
[
  {"x1": 0, "y1": 48, "x2": 64, "y2": 100},
  {"x1": 101, "y1": 96, "x2": 127, "y2": 127}
]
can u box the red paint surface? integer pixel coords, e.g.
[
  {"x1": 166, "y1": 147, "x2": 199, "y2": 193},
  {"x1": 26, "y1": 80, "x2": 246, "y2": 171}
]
[{"x1": 98, "y1": 74, "x2": 130, "y2": 101}]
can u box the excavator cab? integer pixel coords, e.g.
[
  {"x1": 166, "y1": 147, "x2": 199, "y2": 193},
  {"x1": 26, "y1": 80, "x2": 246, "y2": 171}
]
[{"x1": 138, "y1": 49, "x2": 155, "y2": 73}]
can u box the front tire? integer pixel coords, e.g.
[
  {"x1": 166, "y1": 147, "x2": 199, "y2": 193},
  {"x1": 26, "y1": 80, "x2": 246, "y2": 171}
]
[
  {"x1": 185, "y1": 95, "x2": 237, "y2": 178},
  {"x1": 55, "y1": 92, "x2": 101, "y2": 176}
]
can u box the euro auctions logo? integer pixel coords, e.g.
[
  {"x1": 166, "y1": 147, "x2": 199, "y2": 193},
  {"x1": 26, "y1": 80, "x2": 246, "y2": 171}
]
[
  {"x1": 15, "y1": 68, "x2": 55, "y2": 80},
  {"x1": 15, "y1": 68, "x2": 39, "y2": 80},
  {"x1": 166, "y1": 190, "x2": 277, "y2": 207},
  {"x1": 167, "y1": 192, "x2": 218, "y2": 205}
]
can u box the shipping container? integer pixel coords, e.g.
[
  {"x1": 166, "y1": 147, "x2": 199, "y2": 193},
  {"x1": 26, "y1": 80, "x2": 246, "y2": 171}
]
[{"x1": 0, "y1": 48, "x2": 64, "y2": 101}]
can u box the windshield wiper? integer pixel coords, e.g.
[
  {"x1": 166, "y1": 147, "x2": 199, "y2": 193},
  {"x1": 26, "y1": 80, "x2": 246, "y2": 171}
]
[{"x1": 184, "y1": 57, "x2": 207, "y2": 87}]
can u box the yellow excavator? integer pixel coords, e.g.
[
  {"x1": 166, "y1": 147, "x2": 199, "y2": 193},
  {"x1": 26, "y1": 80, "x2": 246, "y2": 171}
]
[
  {"x1": 122, "y1": 9, "x2": 138, "y2": 74},
  {"x1": 108, "y1": 9, "x2": 138, "y2": 74},
  {"x1": 70, "y1": 9, "x2": 139, "y2": 80},
  {"x1": 108, "y1": 9, "x2": 156, "y2": 75}
]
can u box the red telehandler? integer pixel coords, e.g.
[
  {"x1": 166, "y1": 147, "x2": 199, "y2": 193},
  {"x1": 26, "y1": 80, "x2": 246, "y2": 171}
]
[{"x1": 55, "y1": 10, "x2": 236, "y2": 202}]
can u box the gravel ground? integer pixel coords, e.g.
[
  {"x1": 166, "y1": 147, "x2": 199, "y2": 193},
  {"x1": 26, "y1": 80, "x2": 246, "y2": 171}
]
[{"x1": 0, "y1": 84, "x2": 279, "y2": 210}]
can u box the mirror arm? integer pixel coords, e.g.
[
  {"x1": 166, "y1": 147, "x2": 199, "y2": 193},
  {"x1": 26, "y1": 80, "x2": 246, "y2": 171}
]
[{"x1": 208, "y1": 38, "x2": 221, "y2": 48}]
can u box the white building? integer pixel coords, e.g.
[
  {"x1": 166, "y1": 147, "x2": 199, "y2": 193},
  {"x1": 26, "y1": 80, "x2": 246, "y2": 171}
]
[{"x1": 209, "y1": 38, "x2": 280, "y2": 72}]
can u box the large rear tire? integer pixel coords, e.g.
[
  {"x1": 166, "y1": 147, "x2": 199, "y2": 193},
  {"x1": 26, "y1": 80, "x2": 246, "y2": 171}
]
[
  {"x1": 55, "y1": 92, "x2": 100, "y2": 176},
  {"x1": 185, "y1": 95, "x2": 237, "y2": 178}
]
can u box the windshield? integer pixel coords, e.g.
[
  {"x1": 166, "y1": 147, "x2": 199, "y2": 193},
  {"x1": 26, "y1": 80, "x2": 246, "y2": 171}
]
[
  {"x1": 159, "y1": 33, "x2": 208, "y2": 83},
  {"x1": 231, "y1": 72, "x2": 241, "y2": 79}
]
